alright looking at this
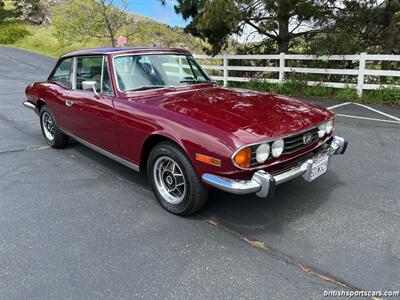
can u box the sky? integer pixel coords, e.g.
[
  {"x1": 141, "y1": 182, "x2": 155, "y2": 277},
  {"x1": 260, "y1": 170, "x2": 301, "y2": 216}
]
[{"x1": 116, "y1": 0, "x2": 188, "y2": 27}]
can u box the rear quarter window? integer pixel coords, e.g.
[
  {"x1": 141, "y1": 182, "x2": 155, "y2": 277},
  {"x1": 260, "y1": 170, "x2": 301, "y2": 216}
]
[{"x1": 49, "y1": 58, "x2": 73, "y2": 88}]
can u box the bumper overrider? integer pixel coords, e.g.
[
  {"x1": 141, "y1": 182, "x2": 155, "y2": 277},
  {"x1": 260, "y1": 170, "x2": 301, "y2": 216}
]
[{"x1": 202, "y1": 136, "x2": 348, "y2": 198}]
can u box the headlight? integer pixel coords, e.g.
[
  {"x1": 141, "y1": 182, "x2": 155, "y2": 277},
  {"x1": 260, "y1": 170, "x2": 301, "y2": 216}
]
[
  {"x1": 318, "y1": 123, "x2": 326, "y2": 138},
  {"x1": 271, "y1": 139, "x2": 284, "y2": 158},
  {"x1": 326, "y1": 119, "x2": 334, "y2": 134},
  {"x1": 256, "y1": 143, "x2": 270, "y2": 163}
]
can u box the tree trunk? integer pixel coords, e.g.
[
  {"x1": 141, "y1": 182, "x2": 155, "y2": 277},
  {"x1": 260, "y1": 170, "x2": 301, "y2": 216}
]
[
  {"x1": 278, "y1": 18, "x2": 290, "y2": 53},
  {"x1": 381, "y1": 0, "x2": 399, "y2": 78}
]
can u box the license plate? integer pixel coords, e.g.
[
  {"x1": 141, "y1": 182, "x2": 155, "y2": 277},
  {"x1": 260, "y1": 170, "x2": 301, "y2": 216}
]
[{"x1": 308, "y1": 155, "x2": 329, "y2": 181}]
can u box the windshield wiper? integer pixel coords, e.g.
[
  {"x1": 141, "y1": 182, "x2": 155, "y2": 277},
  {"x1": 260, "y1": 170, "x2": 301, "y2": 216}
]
[
  {"x1": 124, "y1": 85, "x2": 170, "y2": 92},
  {"x1": 180, "y1": 79, "x2": 215, "y2": 84}
]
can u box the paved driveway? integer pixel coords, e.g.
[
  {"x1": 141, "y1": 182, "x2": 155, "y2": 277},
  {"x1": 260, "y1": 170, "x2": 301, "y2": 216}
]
[{"x1": 1, "y1": 46, "x2": 399, "y2": 299}]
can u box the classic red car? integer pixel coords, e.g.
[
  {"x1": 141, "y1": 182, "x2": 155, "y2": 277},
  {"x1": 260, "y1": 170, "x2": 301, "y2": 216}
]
[{"x1": 24, "y1": 47, "x2": 347, "y2": 215}]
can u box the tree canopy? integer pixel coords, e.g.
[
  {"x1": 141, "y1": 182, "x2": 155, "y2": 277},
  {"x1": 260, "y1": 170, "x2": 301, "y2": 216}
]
[
  {"x1": 161, "y1": 0, "x2": 400, "y2": 55},
  {"x1": 161, "y1": 0, "x2": 338, "y2": 53},
  {"x1": 53, "y1": 0, "x2": 130, "y2": 47}
]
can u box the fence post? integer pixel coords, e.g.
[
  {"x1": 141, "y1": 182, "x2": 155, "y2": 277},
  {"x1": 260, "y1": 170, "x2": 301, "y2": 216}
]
[
  {"x1": 223, "y1": 52, "x2": 228, "y2": 87},
  {"x1": 279, "y1": 52, "x2": 285, "y2": 85},
  {"x1": 357, "y1": 52, "x2": 367, "y2": 97}
]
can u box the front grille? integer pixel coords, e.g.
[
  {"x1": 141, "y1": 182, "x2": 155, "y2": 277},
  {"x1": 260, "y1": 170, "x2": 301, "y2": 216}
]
[
  {"x1": 248, "y1": 125, "x2": 321, "y2": 167},
  {"x1": 250, "y1": 145, "x2": 258, "y2": 166},
  {"x1": 283, "y1": 127, "x2": 319, "y2": 155}
]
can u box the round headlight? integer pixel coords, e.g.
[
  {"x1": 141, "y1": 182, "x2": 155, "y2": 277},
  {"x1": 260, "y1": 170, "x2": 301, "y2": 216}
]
[
  {"x1": 256, "y1": 143, "x2": 270, "y2": 163},
  {"x1": 326, "y1": 119, "x2": 334, "y2": 134},
  {"x1": 271, "y1": 139, "x2": 284, "y2": 158},
  {"x1": 318, "y1": 123, "x2": 326, "y2": 138}
]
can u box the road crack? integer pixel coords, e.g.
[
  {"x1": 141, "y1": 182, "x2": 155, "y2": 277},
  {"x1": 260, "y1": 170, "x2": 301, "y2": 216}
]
[
  {"x1": 0, "y1": 145, "x2": 49, "y2": 155},
  {"x1": 202, "y1": 217, "x2": 382, "y2": 300}
]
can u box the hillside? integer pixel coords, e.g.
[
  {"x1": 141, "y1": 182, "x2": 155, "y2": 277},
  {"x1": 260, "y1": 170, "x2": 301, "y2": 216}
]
[{"x1": 0, "y1": 0, "x2": 208, "y2": 58}]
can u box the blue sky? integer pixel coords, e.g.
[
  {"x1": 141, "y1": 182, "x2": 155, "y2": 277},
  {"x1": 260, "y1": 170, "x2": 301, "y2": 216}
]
[{"x1": 116, "y1": 0, "x2": 188, "y2": 27}]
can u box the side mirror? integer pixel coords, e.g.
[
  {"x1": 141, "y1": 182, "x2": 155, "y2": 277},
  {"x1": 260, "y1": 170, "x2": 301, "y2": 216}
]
[{"x1": 82, "y1": 80, "x2": 99, "y2": 96}]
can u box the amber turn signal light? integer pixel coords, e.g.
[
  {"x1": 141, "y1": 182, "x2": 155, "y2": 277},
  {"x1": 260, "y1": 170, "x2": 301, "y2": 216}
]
[
  {"x1": 233, "y1": 147, "x2": 251, "y2": 168},
  {"x1": 196, "y1": 153, "x2": 221, "y2": 167}
]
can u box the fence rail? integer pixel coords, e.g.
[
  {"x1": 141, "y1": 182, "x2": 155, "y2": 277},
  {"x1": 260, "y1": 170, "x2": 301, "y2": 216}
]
[{"x1": 193, "y1": 53, "x2": 400, "y2": 96}]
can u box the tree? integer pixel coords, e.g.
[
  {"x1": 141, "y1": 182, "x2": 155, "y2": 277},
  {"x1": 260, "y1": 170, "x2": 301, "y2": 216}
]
[
  {"x1": 310, "y1": 1, "x2": 400, "y2": 55},
  {"x1": 381, "y1": 0, "x2": 400, "y2": 55},
  {"x1": 13, "y1": 0, "x2": 57, "y2": 25},
  {"x1": 53, "y1": 0, "x2": 130, "y2": 47},
  {"x1": 0, "y1": 0, "x2": 5, "y2": 23},
  {"x1": 161, "y1": 0, "x2": 337, "y2": 54}
]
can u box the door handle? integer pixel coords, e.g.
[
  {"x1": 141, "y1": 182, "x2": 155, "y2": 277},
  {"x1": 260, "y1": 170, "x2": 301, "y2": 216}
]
[{"x1": 65, "y1": 100, "x2": 74, "y2": 107}]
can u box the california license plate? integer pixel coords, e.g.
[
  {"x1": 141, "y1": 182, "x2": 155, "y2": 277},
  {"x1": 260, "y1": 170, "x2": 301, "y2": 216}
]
[{"x1": 308, "y1": 155, "x2": 329, "y2": 181}]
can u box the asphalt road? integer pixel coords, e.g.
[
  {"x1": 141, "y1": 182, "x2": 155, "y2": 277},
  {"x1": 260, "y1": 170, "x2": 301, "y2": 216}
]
[{"x1": 1, "y1": 46, "x2": 399, "y2": 299}]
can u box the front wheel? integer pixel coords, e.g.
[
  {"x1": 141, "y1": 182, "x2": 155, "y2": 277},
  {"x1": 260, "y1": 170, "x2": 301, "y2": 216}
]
[
  {"x1": 147, "y1": 142, "x2": 208, "y2": 215},
  {"x1": 40, "y1": 105, "x2": 69, "y2": 148}
]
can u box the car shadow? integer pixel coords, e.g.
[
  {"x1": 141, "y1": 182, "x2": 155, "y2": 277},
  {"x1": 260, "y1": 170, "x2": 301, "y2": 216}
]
[
  {"x1": 62, "y1": 142, "x2": 148, "y2": 187},
  {"x1": 199, "y1": 172, "x2": 340, "y2": 238},
  {"x1": 63, "y1": 141, "x2": 340, "y2": 238}
]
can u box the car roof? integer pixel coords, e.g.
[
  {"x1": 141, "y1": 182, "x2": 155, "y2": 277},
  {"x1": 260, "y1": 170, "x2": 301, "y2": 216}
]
[{"x1": 60, "y1": 47, "x2": 191, "y2": 59}]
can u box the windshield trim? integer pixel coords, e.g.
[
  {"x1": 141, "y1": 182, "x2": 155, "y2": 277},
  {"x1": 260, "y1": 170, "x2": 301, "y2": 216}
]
[{"x1": 112, "y1": 53, "x2": 214, "y2": 94}]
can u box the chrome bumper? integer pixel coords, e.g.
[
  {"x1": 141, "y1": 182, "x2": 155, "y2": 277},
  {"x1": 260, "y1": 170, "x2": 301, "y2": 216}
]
[
  {"x1": 23, "y1": 101, "x2": 37, "y2": 111},
  {"x1": 202, "y1": 136, "x2": 348, "y2": 198}
]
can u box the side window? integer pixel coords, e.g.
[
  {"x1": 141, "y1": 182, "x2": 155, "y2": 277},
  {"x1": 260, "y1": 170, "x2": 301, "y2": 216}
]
[
  {"x1": 75, "y1": 56, "x2": 113, "y2": 94},
  {"x1": 76, "y1": 56, "x2": 103, "y2": 91},
  {"x1": 50, "y1": 58, "x2": 72, "y2": 88}
]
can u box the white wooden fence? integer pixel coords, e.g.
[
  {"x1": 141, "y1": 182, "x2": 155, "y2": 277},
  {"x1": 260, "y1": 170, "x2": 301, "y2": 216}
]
[{"x1": 193, "y1": 53, "x2": 400, "y2": 97}]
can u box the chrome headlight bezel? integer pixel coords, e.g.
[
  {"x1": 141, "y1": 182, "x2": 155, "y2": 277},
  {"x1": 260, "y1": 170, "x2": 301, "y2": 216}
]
[
  {"x1": 271, "y1": 139, "x2": 284, "y2": 158},
  {"x1": 326, "y1": 119, "x2": 334, "y2": 134},
  {"x1": 256, "y1": 143, "x2": 270, "y2": 163},
  {"x1": 318, "y1": 122, "x2": 327, "y2": 138}
]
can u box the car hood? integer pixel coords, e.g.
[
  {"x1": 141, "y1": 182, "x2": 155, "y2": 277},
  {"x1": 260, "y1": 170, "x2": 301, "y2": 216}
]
[{"x1": 159, "y1": 87, "x2": 333, "y2": 143}]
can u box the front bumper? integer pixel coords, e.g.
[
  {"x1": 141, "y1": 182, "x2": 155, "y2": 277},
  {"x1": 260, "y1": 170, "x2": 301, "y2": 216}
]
[
  {"x1": 202, "y1": 136, "x2": 348, "y2": 198},
  {"x1": 23, "y1": 101, "x2": 39, "y2": 115}
]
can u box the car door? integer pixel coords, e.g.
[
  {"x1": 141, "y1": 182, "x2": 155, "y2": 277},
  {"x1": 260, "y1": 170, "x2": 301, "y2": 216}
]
[
  {"x1": 46, "y1": 57, "x2": 74, "y2": 126},
  {"x1": 64, "y1": 55, "x2": 119, "y2": 154}
]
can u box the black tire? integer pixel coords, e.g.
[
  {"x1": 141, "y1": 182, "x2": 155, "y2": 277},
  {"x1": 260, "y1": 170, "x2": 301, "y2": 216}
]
[
  {"x1": 40, "y1": 105, "x2": 69, "y2": 148},
  {"x1": 147, "y1": 141, "x2": 208, "y2": 215}
]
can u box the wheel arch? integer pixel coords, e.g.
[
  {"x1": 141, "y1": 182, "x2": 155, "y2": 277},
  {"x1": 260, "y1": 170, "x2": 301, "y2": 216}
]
[
  {"x1": 139, "y1": 133, "x2": 189, "y2": 173},
  {"x1": 36, "y1": 99, "x2": 46, "y2": 112}
]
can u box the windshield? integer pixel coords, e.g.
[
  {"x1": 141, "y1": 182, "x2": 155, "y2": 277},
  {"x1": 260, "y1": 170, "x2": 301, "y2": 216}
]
[{"x1": 113, "y1": 54, "x2": 212, "y2": 92}]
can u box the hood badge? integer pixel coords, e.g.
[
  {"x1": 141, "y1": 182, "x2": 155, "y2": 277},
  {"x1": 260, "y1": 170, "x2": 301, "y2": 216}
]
[{"x1": 303, "y1": 133, "x2": 313, "y2": 145}]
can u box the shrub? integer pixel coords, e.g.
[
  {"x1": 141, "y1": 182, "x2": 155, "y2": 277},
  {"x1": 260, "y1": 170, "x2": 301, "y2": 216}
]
[
  {"x1": 246, "y1": 78, "x2": 280, "y2": 93},
  {"x1": 304, "y1": 84, "x2": 335, "y2": 98},
  {"x1": 279, "y1": 77, "x2": 306, "y2": 95},
  {"x1": 336, "y1": 88, "x2": 358, "y2": 102},
  {"x1": 363, "y1": 87, "x2": 400, "y2": 105},
  {"x1": 0, "y1": 26, "x2": 30, "y2": 44}
]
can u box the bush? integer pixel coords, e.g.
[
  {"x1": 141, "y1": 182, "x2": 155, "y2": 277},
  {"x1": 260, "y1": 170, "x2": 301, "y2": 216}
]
[
  {"x1": 363, "y1": 87, "x2": 400, "y2": 105},
  {"x1": 279, "y1": 75, "x2": 307, "y2": 95},
  {"x1": 230, "y1": 78, "x2": 400, "y2": 106},
  {"x1": 336, "y1": 88, "x2": 358, "y2": 102},
  {"x1": 0, "y1": 26, "x2": 30, "y2": 44},
  {"x1": 246, "y1": 78, "x2": 280, "y2": 93},
  {"x1": 304, "y1": 85, "x2": 336, "y2": 98}
]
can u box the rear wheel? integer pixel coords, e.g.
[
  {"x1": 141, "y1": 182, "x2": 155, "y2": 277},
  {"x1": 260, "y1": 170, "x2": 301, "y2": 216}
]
[
  {"x1": 147, "y1": 142, "x2": 208, "y2": 215},
  {"x1": 40, "y1": 105, "x2": 69, "y2": 148}
]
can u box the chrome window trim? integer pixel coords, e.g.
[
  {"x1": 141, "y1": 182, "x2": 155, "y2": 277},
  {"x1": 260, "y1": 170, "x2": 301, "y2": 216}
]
[
  {"x1": 60, "y1": 128, "x2": 140, "y2": 172},
  {"x1": 112, "y1": 53, "x2": 214, "y2": 94},
  {"x1": 231, "y1": 119, "x2": 334, "y2": 170}
]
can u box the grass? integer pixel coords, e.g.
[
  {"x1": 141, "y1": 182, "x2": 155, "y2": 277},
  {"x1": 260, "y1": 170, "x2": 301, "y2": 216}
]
[{"x1": 0, "y1": 19, "x2": 105, "y2": 57}]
